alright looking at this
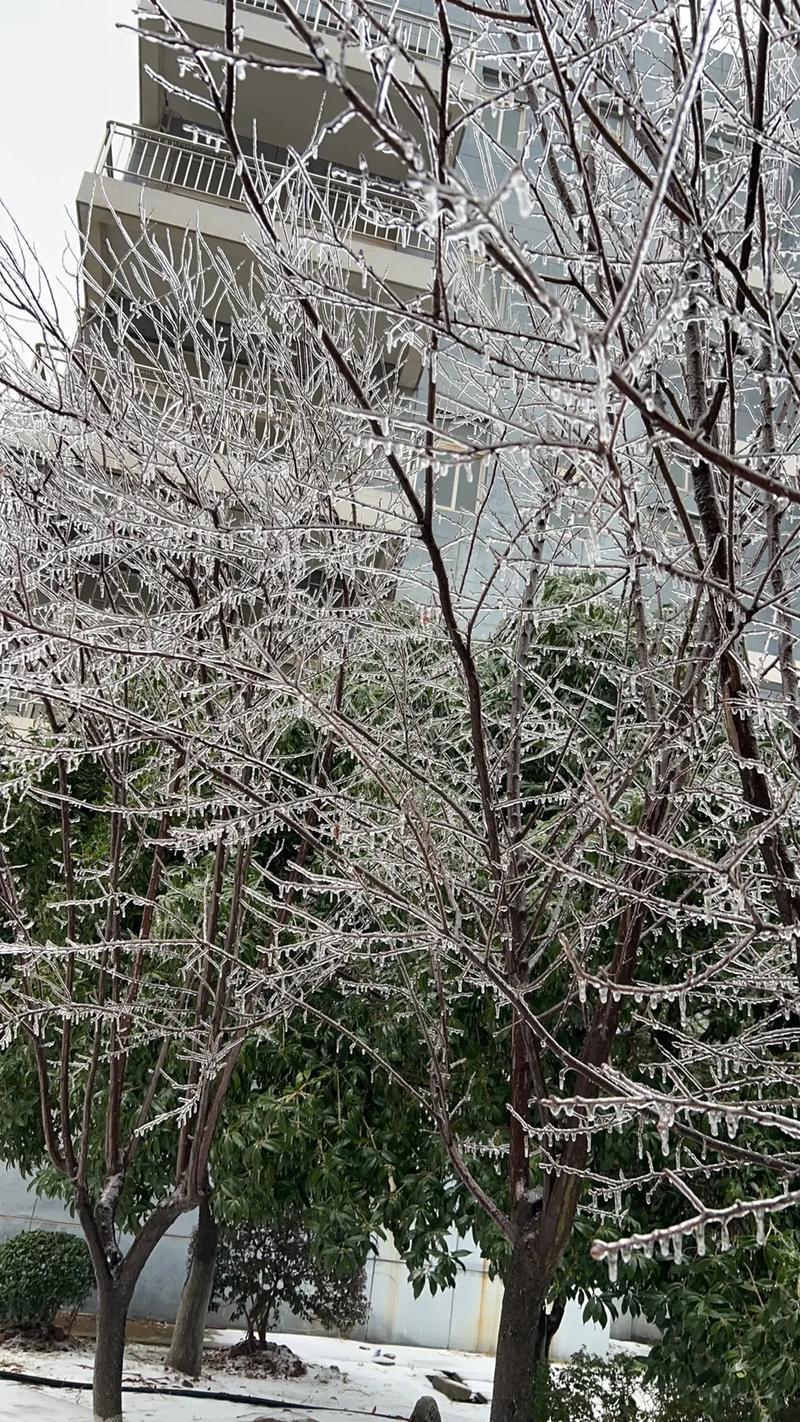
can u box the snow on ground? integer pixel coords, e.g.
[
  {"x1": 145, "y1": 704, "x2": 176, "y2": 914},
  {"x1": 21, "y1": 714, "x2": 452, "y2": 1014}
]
[{"x1": 0, "y1": 1330, "x2": 497, "y2": 1422}]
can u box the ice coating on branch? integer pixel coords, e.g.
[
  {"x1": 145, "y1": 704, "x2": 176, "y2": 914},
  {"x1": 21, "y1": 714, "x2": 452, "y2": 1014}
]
[{"x1": 2, "y1": 0, "x2": 800, "y2": 1347}]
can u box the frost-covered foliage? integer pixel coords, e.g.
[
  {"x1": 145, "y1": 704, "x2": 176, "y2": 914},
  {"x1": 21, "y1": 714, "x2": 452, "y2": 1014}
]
[
  {"x1": 2, "y1": 0, "x2": 800, "y2": 1417},
  {"x1": 641, "y1": 1224, "x2": 800, "y2": 1422}
]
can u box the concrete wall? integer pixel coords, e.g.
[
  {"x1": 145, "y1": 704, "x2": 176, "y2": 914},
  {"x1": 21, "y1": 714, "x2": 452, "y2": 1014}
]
[
  {"x1": 0, "y1": 1164, "x2": 200, "y2": 1327},
  {"x1": 0, "y1": 1165, "x2": 653, "y2": 1354},
  {"x1": 0, "y1": 1165, "x2": 501, "y2": 1350}
]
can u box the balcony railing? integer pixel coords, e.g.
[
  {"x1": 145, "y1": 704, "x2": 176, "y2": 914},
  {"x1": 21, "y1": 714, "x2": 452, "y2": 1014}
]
[
  {"x1": 95, "y1": 122, "x2": 431, "y2": 254},
  {"x1": 213, "y1": 0, "x2": 473, "y2": 63},
  {"x1": 31, "y1": 343, "x2": 485, "y2": 440},
  {"x1": 23, "y1": 347, "x2": 485, "y2": 514}
]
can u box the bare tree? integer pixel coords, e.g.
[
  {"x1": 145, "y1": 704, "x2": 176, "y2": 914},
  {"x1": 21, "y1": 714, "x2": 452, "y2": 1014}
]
[
  {"x1": 4, "y1": 0, "x2": 800, "y2": 1417},
  {"x1": 122, "y1": 2, "x2": 800, "y2": 1418},
  {"x1": 0, "y1": 212, "x2": 406, "y2": 1418}
]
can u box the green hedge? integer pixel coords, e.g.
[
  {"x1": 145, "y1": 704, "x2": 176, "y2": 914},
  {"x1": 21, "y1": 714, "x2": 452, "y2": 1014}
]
[{"x1": 0, "y1": 1229, "x2": 95, "y2": 1329}]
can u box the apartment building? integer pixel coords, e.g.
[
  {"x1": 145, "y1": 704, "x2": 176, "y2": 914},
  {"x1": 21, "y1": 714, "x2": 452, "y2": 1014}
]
[{"x1": 70, "y1": 0, "x2": 497, "y2": 536}]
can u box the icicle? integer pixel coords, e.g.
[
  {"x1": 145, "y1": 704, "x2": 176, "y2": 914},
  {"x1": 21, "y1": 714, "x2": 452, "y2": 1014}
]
[
  {"x1": 511, "y1": 169, "x2": 532, "y2": 218},
  {"x1": 607, "y1": 1253, "x2": 618, "y2": 1285}
]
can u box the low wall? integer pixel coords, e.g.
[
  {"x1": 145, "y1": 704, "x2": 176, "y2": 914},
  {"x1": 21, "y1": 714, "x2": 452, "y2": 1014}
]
[
  {"x1": 0, "y1": 1165, "x2": 501, "y2": 1351},
  {"x1": 0, "y1": 1165, "x2": 656, "y2": 1353}
]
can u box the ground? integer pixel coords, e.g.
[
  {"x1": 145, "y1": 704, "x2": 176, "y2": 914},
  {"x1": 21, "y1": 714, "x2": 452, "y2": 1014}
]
[{"x1": 0, "y1": 1329, "x2": 498, "y2": 1422}]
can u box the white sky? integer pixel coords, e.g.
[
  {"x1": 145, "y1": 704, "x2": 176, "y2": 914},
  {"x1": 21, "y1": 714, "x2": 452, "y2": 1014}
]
[{"x1": 0, "y1": 0, "x2": 139, "y2": 315}]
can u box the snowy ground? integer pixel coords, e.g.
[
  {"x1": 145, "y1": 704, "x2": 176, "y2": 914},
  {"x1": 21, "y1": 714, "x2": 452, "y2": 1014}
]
[{"x1": 0, "y1": 1330, "x2": 497, "y2": 1422}]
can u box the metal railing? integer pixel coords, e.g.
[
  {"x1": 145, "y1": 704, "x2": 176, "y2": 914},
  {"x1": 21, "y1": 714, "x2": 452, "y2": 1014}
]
[
  {"x1": 30, "y1": 345, "x2": 281, "y2": 430},
  {"x1": 216, "y1": 0, "x2": 473, "y2": 64},
  {"x1": 30, "y1": 345, "x2": 481, "y2": 441},
  {"x1": 96, "y1": 122, "x2": 430, "y2": 254},
  {"x1": 24, "y1": 348, "x2": 484, "y2": 514}
]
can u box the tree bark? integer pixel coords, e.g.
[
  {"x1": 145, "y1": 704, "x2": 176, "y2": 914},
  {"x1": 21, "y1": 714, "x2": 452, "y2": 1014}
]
[
  {"x1": 76, "y1": 1190, "x2": 190, "y2": 1422},
  {"x1": 166, "y1": 1198, "x2": 219, "y2": 1377},
  {"x1": 93, "y1": 1284, "x2": 129, "y2": 1422},
  {"x1": 490, "y1": 1236, "x2": 548, "y2": 1422}
]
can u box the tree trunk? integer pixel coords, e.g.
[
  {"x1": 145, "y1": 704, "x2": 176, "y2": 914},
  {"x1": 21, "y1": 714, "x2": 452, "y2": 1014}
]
[
  {"x1": 166, "y1": 1198, "x2": 219, "y2": 1377},
  {"x1": 534, "y1": 1298, "x2": 565, "y2": 1364},
  {"x1": 490, "y1": 1237, "x2": 547, "y2": 1422},
  {"x1": 93, "y1": 1284, "x2": 129, "y2": 1422},
  {"x1": 546, "y1": 1300, "x2": 565, "y2": 1357}
]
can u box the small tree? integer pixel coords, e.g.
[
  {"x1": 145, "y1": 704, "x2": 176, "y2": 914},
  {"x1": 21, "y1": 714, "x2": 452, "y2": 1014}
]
[
  {"x1": 211, "y1": 1214, "x2": 368, "y2": 1349},
  {"x1": 0, "y1": 209, "x2": 403, "y2": 1419}
]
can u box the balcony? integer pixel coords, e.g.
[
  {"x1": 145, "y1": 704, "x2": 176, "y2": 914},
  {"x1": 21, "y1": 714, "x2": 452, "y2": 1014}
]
[
  {"x1": 137, "y1": 1, "x2": 475, "y2": 180},
  {"x1": 14, "y1": 346, "x2": 485, "y2": 520},
  {"x1": 100, "y1": 121, "x2": 428, "y2": 250},
  {"x1": 77, "y1": 122, "x2": 432, "y2": 309},
  {"x1": 212, "y1": 0, "x2": 474, "y2": 65}
]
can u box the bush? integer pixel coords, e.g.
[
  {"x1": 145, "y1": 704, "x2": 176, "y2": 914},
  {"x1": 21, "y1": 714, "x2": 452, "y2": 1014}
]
[
  {"x1": 532, "y1": 1352, "x2": 644, "y2": 1422},
  {"x1": 0, "y1": 1229, "x2": 94, "y2": 1331},
  {"x1": 210, "y1": 1215, "x2": 368, "y2": 1347},
  {"x1": 531, "y1": 1351, "x2": 719, "y2": 1422},
  {"x1": 639, "y1": 1233, "x2": 800, "y2": 1422}
]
